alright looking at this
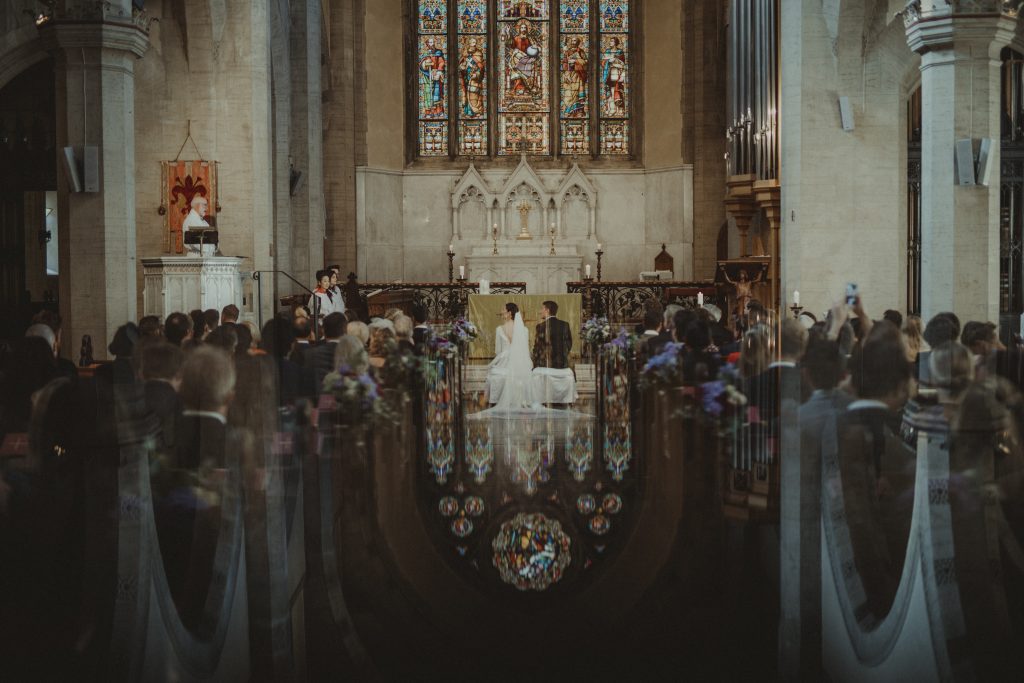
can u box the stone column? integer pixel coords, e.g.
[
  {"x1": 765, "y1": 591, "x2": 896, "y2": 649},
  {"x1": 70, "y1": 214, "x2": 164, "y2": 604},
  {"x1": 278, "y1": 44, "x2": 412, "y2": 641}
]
[
  {"x1": 39, "y1": 2, "x2": 149, "y2": 359},
  {"x1": 905, "y1": 2, "x2": 1017, "y2": 322},
  {"x1": 754, "y1": 179, "x2": 782, "y2": 308},
  {"x1": 724, "y1": 173, "x2": 758, "y2": 257}
]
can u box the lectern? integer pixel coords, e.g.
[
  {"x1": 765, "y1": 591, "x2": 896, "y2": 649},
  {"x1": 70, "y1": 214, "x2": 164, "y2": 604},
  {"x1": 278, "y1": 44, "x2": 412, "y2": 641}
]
[{"x1": 142, "y1": 256, "x2": 245, "y2": 320}]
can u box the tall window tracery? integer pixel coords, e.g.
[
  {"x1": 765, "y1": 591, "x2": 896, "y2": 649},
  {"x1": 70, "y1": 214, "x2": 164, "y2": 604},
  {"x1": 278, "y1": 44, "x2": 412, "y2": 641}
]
[{"x1": 413, "y1": 0, "x2": 634, "y2": 159}]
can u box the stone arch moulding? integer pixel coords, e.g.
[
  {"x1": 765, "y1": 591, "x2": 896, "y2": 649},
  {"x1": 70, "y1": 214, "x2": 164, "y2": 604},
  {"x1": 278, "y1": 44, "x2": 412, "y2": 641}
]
[
  {"x1": 555, "y1": 162, "x2": 598, "y2": 240},
  {"x1": 499, "y1": 156, "x2": 553, "y2": 239},
  {"x1": 451, "y1": 163, "x2": 495, "y2": 240},
  {"x1": 0, "y1": 23, "x2": 47, "y2": 91}
]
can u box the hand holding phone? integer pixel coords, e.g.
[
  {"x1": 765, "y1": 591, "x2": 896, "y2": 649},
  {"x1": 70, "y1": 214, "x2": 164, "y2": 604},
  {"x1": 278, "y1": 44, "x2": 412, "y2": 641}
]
[{"x1": 846, "y1": 283, "x2": 859, "y2": 307}]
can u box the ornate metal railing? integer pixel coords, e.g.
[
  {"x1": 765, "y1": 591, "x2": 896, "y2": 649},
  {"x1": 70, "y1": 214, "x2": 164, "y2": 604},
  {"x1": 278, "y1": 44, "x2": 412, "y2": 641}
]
[
  {"x1": 354, "y1": 281, "x2": 526, "y2": 321},
  {"x1": 566, "y1": 281, "x2": 723, "y2": 323}
]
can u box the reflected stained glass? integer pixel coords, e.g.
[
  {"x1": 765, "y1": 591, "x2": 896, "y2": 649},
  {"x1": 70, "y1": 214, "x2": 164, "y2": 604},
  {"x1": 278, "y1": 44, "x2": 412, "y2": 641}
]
[
  {"x1": 418, "y1": 35, "x2": 448, "y2": 120},
  {"x1": 501, "y1": 0, "x2": 549, "y2": 19},
  {"x1": 599, "y1": 34, "x2": 628, "y2": 118},
  {"x1": 458, "y1": 0, "x2": 487, "y2": 33},
  {"x1": 560, "y1": 34, "x2": 589, "y2": 119},
  {"x1": 499, "y1": 113, "x2": 550, "y2": 155},
  {"x1": 599, "y1": 120, "x2": 628, "y2": 155},
  {"x1": 560, "y1": 0, "x2": 589, "y2": 32},
  {"x1": 420, "y1": 121, "x2": 449, "y2": 156},
  {"x1": 419, "y1": 0, "x2": 448, "y2": 34},
  {"x1": 599, "y1": 0, "x2": 628, "y2": 32}
]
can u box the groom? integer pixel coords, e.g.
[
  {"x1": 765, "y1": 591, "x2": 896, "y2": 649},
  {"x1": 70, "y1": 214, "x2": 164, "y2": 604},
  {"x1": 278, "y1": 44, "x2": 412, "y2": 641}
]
[{"x1": 533, "y1": 300, "x2": 572, "y2": 370}]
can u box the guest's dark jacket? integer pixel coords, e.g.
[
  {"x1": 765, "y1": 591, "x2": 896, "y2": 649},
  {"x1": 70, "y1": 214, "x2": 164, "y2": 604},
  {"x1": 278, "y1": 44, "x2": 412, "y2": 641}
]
[
  {"x1": 413, "y1": 325, "x2": 431, "y2": 350},
  {"x1": 304, "y1": 339, "x2": 341, "y2": 392},
  {"x1": 647, "y1": 330, "x2": 674, "y2": 357},
  {"x1": 533, "y1": 316, "x2": 573, "y2": 369},
  {"x1": 144, "y1": 379, "x2": 181, "y2": 454}
]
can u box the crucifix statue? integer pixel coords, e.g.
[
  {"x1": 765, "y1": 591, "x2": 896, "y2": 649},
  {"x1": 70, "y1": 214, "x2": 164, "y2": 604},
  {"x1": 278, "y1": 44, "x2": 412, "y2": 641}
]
[{"x1": 516, "y1": 200, "x2": 533, "y2": 240}]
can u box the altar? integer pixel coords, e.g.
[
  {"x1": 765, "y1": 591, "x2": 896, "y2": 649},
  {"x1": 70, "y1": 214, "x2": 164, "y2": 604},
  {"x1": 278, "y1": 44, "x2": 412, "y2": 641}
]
[
  {"x1": 465, "y1": 245, "x2": 582, "y2": 295},
  {"x1": 142, "y1": 256, "x2": 245, "y2": 319}
]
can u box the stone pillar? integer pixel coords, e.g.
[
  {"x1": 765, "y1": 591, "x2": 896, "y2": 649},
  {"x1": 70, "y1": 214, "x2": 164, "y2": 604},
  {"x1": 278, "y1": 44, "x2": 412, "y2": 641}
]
[
  {"x1": 39, "y1": 2, "x2": 149, "y2": 359},
  {"x1": 905, "y1": 2, "x2": 1016, "y2": 323},
  {"x1": 724, "y1": 173, "x2": 757, "y2": 257},
  {"x1": 754, "y1": 179, "x2": 782, "y2": 308}
]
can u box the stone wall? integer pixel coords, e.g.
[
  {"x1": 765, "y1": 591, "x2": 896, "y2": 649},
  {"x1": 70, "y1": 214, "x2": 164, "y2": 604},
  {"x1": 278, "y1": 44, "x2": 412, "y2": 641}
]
[{"x1": 780, "y1": 0, "x2": 918, "y2": 319}]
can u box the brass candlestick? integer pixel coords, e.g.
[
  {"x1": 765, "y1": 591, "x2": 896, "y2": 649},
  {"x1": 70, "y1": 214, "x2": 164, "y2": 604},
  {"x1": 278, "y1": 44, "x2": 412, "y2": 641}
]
[
  {"x1": 790, "y1": 303, "x2": 804, "y2": 320},
  {"x1": 595, "y1": 246, "x2": 604, "y2": 282},
  {"x1": 492, "y1": 224, "x2": 499, "y2": 255},
  {"x1": 549, "y1": 224, "x2": 556, "y2": 255},
  {"x1": 447, "y1": 246, "x2": 455, "y2": 283}
]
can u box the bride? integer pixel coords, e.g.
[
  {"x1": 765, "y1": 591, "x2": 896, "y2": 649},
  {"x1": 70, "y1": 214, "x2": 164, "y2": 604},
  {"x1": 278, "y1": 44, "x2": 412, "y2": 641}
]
[{"x1": 485, "y1": 302, "x2": 538, "y2": 410}]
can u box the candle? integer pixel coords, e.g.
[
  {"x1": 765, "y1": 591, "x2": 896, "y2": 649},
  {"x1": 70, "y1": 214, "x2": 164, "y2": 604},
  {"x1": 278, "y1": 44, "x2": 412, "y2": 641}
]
[
  {"x1": 793, "y1": 290, "x2": 800, "y2": 305},
  {"x1": 597, "y1": 243, "x2": 603, "y2": 251},
  {"x1": 492, "y1": 223, "x2": 498, "y2": 232},
  {"x1": 585, "y1": 264, "x2": 591, "y2": 278},
  {"x1": 448, "y1": 243, "x2": 454, "y2": 254},
  {"x1": 459, "y1": 265, "x2": 465, "y2": 279},
  {"x1": 697, "y1": 292, "x2": 704, "y2": 306}
]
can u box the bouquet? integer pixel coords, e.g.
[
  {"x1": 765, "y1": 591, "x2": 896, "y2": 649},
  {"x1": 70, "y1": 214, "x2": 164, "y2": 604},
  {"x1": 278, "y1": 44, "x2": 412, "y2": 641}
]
[
  {"x1": 447, "y1": 316, "x2": 478, "y2": 347},
  {"x1": 602, "y1": 329, "x2": 638, "y2": 361},
  {"x1": 582, "y1": 316, "x2": 612, "y2": 346}
]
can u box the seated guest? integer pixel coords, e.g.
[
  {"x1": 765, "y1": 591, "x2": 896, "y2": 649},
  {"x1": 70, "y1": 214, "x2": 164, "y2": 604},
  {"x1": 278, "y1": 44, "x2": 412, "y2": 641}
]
[
  {"x1": 261, "y1": 316, "x2": 313, "y2": 404},
  {"x1": 347, "y1": 320, "x2": 370, "y2": 348},
  {"x1": 138, "y1": 314, "x2": 163, "y2": 338},
  {"x1": 204, "y1": 324, "x2": 238, "y2": 356},
  {"x1": 203, "y1": 308, "x2": 220, "y2": 333},
  {"x1": 648, "y1": 304, "x2": 679, "y2": 356},
  {"x1": 681, "y1": 319, "x2": 720, "y2": 382},
  {"x1": 291, "y1": 316, "x2": 315, "y2": 364},
  {"x1": 135, "y1": 340, "x2": 184, "y2": 456},
  {"x1": 220, "y1": 304, "x2": 240, "y2": 325},
  {"x1": 0, "y1": 336, "x2": 57, "y2": 439},
  {"x1": 305, "y1": 312, "x2": 347, "y2": 390},
  {"x1": 164, "y1": 312, "x2": 194, "y2": 347},
  {"x1": 368, "y1": 326, "x2": 396, "y2": 370},
  {"x1": 394, "y1": 314, "x2": 415, "y2": 354},
  {"x1": 95, "y1": 323, "x2": 140, "y2": 389},
  {"x1": 233, "y1": 322, "x2": 254, "y2": 360},
  {"x1": 29, "y1": 310, "x2": 79, "y2": 384},
  {"x1": 412, "y1": 303, "x2": 432, "y2": 352},
  {"x1": 190, "y1": 309, "x2": 208, "y2": 340},
  {"x1": 241, "y1": 320, "x2": 261, "y2": 351},
  {"x1": 334, "y1": 336, "x2": 370, "y2": 375},
  {"x1": 637, "y1": 308, "x2": 664, "y2": 359},
  {"x1": 961, "y1": 320, "x2": 1004, "y2": 376},
  {"x1": 672, "y1": 308, "x2": 697, "y2": 344},
  {"x1": 919, "y1": 313, "x2": 961, "y2": 385}
]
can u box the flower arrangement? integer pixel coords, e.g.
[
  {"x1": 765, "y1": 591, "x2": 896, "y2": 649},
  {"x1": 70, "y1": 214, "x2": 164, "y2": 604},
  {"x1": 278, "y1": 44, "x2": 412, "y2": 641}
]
[
  {"x1": 582, "y1": 316, "x2": 612, "y2": 346},
  {"x1": 323, "y1": 365, "x2": 391, "y2": 425},
  {"x1": 602, "y1": 329, "x2": 638, "y2": 361},
  {"x1": 446, "y1": 316, "x2": 478, "y2": 347},
  {"x1": 640, "y1": 342, "x2": 685, "y2": 389},
  {"x1": 378, "y1": 344, "x2": 424, "y2": 390}
]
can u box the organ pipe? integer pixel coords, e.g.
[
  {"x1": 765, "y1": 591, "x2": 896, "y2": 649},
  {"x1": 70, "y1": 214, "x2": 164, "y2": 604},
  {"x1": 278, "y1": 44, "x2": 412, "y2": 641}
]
[{"x1": 726, "y1": 0, "x2": 779, "y2": 179}]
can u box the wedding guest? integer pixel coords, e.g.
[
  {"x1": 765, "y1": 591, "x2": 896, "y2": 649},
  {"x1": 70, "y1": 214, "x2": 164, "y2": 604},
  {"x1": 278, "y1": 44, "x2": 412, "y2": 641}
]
[
  {"x1": 681, "y1": 319, "x2": 719, "y2": 382},
  {"x1": 305, "y1": 312, "x2": 347, "y2": 390},
  {"x1": 739, "y1": 325, "x2": 770, "y2": 382},
  {"x1": 291, "y1": 316, "x2": 315, "y2": 364},
  {"x1": 672, "y1": 308, "x2": 697, "y2": 344},
  {"x1": 412, "y1": 303, "x2": 431, "y2": 352},
  {"x1": 165, "y1": 312, "x2": 194, "y2": 347},
  {"x1": 189, "y1": 309, "x2": 209, "y2": 341},
  {"x1": 203, "y1": 308, "x2": 220, "y2": 333},
  {"x1": 961, "y1": 320, "x2": 1004, "y2": 376},
  {"x1": 394, "y1": 314, "x2": 415, "y2": 354},
  {"x1": 204, "y1": 324, "x2": 238, "y2": 355},
  {"x1": 334, "y1": 335, "x2": 370, "y2": 375},
  {"x1": 883, "y1": 309, "x2": 904, "y2": 330},
  {"x1": 261, "y1": 315, "x2": 313, "y2": 405},
  {"x1": 135, "y1": 340, "x2": 183, "y2": 456},
  {"x1": 233, "y1": 322, "x2": 254, "y2": 360},
  {"x1": 241, "y1": 320, "x2": 262, "y2": 351},
  {"x1": 901, "y1": 315, "x2": 927, "y2": 364},
  {"x1": 138, "y1": 314, "x2": 163, "y2": 338},
  {"x1": 221, "y1": 304, "x2": 240, "y2": 324},
  {"x1": 368, "y1": 326, "x2": 396, "y2": 370},
  {"x1": 0, "y1": 336, "x2": 57, "y2": 438},
  {"x1": 347, "y1": 320, "x2": 370, "y2": 348},
  {"x1": 919, "y1": 313, "x2": 960, "y2": 385},
  {"x1": 30, "y1": 310, "x2": 78, "y2": 383}
]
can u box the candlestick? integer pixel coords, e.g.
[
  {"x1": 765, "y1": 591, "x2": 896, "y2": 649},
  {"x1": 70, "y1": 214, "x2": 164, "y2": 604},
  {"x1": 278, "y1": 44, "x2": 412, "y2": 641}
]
[
  {"x1": 549, "y1": 224, "x2": 556, "y2": 255},
  {"x1": 448, "y1": 243, "x2": 454, "y2": 254},
  {"x1": 597, "y1": 242, "x2": 602, "y2": 251},
  {"x1": 595, "y1": 245, "x2": 604, "y2": 282},
  {"x1": 492, "y1": 223, "x2": 499, "y2": 255},
  {"x1": 790, "y1": 303, "x2": 804, "y2": 320},
  {"x1": 447, "y1": 249, "x2": 455, "y2": 283}
]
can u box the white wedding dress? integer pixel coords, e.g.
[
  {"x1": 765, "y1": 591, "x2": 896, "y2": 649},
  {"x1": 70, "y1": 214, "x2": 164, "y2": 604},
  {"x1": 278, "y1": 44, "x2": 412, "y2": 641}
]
[{"x1": 485, "y1": 313, "x2": 538, "y2": 410}]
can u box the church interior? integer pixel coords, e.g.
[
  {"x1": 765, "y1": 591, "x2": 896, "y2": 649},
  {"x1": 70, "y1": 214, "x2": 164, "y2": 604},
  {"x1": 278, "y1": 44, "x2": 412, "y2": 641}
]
[{"x1": 1, "y1": 0, "x2": 1024, "y2": 680}]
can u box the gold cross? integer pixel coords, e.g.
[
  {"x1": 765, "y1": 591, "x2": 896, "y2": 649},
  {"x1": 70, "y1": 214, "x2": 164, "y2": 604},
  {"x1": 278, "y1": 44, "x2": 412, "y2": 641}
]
[{"x1": 517, "y1": 200, "x2": 533, "y2": 240}]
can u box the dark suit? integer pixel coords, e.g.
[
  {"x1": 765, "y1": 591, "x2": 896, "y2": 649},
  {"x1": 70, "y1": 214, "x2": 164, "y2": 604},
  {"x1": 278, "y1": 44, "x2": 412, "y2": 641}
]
[
  {"x1": 143, "y1": 379, "x2": 181, "y2": 454},
  {"x1": 413, "y1": 326, "x2": 431, "y2": 355},
  {"x1": 533, "y1": 316, "x2": 572, "y2": 369},
  {"x1": 304, "y1": 339, "x2": 341, "y2": 393}
]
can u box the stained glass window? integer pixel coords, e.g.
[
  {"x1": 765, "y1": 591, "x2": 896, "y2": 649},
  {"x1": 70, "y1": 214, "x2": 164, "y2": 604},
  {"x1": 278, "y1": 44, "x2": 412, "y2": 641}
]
[{"x1": 412, "y1": 0, "x2": 632, "y2": 159}]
